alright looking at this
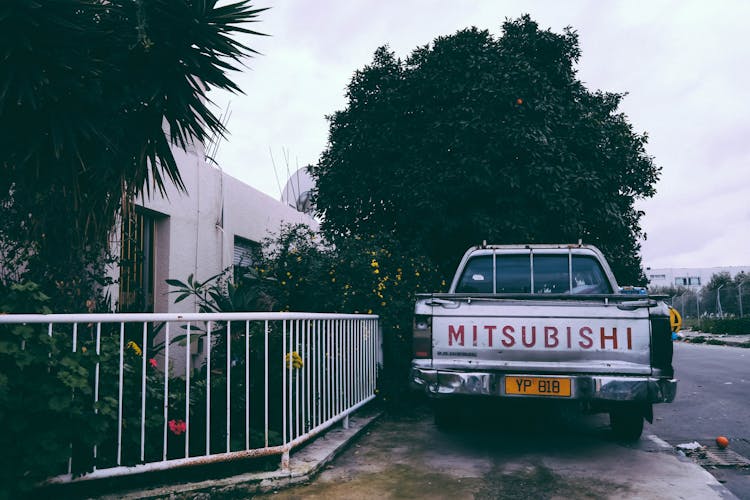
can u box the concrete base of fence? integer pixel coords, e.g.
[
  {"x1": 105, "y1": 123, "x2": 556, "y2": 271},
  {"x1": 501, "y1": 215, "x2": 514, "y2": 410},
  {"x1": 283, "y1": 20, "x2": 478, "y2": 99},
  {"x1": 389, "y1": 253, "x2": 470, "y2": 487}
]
[{"x1": 97, "y1": 407, "x2": 382, "y2": 500}]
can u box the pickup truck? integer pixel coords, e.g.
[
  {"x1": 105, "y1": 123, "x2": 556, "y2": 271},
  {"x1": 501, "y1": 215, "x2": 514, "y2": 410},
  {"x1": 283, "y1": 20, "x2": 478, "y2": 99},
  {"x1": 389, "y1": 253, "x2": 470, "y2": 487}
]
[{"x1": 410, "y1": 244, "x2": 677, "y2": 440}]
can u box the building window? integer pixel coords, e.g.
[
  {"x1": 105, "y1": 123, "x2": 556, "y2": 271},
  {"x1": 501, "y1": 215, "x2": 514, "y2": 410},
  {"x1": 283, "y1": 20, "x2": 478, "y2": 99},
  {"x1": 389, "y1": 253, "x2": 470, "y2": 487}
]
[
  {"x1": 119, "y1": 208, "x2": 156, "y2": 312},
  {"x1": 675, "y1": 277, "x2": 688, "y2": 286},
  {"x1": 649, "y1": 274, "x2": 666, "y2": 280},
  {"x1": 689, "y1": 277, "x2": 701, "y2": 286},
  {"x1": 233, "y1": 236, "x2": 261, "y2": 279}
]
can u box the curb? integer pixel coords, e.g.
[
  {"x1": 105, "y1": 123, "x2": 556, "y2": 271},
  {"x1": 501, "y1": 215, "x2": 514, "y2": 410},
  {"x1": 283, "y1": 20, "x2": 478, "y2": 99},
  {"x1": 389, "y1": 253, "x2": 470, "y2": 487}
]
[
  {"x1": 678, "y1": 337, "x2": 750, "y2": 348},
  {"x1": 646, "y1": 435, "x2": 740, "y2": 500},
  {"x1": 99, "y1": 409, "x2": 383, "y2": 499},
  {"x1": 676, "y1": 331, "x2": 750, "y2": 348}
]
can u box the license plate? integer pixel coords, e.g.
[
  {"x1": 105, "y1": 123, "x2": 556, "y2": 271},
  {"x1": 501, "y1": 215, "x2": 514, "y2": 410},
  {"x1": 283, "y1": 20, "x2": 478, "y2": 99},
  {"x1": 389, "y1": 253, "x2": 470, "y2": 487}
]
[{"x1": 505, "y1": 376, "x2": 571, "y2": 397}]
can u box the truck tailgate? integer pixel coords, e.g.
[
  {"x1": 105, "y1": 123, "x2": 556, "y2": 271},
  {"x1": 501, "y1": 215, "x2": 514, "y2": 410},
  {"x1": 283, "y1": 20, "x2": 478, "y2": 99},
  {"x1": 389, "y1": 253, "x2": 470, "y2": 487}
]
[{"x1": 428, "y1": 297, "x2": 652, "y2": 375}]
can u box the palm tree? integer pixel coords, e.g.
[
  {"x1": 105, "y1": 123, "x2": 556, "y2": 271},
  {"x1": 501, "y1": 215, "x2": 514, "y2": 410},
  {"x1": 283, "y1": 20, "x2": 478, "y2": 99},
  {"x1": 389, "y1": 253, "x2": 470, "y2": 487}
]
[{"x1": 0, "y1": 0, "x2": 266, "y2": 308}]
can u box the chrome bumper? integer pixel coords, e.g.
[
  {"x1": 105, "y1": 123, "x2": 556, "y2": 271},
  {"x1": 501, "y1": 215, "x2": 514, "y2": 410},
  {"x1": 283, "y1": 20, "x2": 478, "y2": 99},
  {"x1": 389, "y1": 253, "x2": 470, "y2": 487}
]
[{"x1": 410, "y1": 366, "x2": 676, "y2": 403}]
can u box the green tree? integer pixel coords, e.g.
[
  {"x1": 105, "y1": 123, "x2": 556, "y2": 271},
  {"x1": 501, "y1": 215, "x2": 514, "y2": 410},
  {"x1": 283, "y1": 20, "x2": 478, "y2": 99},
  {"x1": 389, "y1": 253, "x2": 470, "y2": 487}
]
[
  {"x1": 700, "y1": 272, "x2": 736, "y2": 316},
  {"x1": 313, "y1": 16, "x2": 659, "y2": 285},
  {"x1": 0, "y1": 0, "x2": 266, "y2": 309}
]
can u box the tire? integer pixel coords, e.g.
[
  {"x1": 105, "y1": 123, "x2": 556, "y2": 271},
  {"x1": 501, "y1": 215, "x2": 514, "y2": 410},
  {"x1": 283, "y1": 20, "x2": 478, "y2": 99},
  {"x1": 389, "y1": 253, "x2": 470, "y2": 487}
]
[{"x1": 610, "y1": 408, "x2": 644, "y2": 441}]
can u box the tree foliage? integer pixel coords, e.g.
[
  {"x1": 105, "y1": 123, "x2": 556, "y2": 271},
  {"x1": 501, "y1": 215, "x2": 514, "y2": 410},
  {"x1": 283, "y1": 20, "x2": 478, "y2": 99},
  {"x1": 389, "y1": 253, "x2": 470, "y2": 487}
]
[
  {"x1": 0, "y1": 0, "x2": 265, "y2": 308},
  {"x1": 313, "y1": 16, "x2": 659, "y2": 284},
  {"x1": 170, "y1": 224, "x2": 443, "y2": 402}
]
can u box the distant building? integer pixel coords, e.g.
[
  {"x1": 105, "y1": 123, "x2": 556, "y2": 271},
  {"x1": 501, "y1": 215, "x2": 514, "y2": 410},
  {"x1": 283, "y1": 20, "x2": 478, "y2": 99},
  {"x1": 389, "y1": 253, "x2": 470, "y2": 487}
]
[
  {"x1": 645, "y1": 266, "x2": 750, "y2": 290},
  {"x1": 110, "y1": 142, "x2": 318, "y2": 314}
]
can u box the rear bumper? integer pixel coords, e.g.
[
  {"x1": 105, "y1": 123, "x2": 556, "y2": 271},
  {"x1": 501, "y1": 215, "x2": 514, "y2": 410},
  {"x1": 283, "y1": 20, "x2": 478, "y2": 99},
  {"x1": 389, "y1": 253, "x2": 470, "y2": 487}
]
[{"x1": 410, "y1": 366, "x2": 676, "y2": 403}]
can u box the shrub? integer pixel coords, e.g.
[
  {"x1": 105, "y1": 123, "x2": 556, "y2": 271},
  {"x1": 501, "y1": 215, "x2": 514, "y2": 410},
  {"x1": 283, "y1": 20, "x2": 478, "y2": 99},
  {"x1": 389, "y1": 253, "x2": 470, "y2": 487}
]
[
  {"x1": 698, "y1": 318, "x2": 750, "y2": 335},
  {"x1": 0, "y1": 283, "x2": 116, "y2": 497},
  {"x1": 171, "y1": 224, "x2": 446, "y2": 406}
]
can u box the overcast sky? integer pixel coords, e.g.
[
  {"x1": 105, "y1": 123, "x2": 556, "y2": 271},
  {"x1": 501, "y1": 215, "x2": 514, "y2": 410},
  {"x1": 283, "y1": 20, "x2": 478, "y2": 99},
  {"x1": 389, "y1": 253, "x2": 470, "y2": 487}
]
[{"x1": 208, "y1": 0, "x2": 750, "y2": 270}]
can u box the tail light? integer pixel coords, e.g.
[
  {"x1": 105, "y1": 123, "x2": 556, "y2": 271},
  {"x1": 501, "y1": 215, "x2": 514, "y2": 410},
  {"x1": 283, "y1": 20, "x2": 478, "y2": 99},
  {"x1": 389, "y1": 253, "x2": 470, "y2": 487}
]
[
  {"x1": 650, "y1": 315, "x2": 674, "y2": 377},
  {"x1": 413, "y1": 315, "x2": 432, "y2": 359}
]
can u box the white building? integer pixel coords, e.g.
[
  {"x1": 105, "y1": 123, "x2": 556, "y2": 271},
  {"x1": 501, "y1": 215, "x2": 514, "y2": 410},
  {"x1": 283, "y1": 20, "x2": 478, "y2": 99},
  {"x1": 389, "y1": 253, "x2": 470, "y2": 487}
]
[
  {"x1": 645, "y1": 266, "x2": 750, "y2": 290},
  {"x1": 111, "y1": 142, "x2": 318, "y2": 313}
]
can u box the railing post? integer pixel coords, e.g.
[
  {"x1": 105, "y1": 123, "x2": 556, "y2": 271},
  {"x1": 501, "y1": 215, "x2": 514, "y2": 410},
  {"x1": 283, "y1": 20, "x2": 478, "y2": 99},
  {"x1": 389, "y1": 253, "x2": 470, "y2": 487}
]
[{"x1": 0, "y1": 311, "x2": 379, "y2": 484}]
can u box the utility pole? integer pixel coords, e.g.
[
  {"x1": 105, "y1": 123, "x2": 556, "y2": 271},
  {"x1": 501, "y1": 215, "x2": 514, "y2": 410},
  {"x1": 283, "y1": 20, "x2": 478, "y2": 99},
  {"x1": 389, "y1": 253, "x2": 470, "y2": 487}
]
[
  {"x1": 696, "y1": 293, "x2": 701, "y2": 318},
  {"x1": 739, "y1": 279, "x2": 749, "y2": 317},
  {"x1": 717, "y1": 284, "x2": 725, "y2": 318}
]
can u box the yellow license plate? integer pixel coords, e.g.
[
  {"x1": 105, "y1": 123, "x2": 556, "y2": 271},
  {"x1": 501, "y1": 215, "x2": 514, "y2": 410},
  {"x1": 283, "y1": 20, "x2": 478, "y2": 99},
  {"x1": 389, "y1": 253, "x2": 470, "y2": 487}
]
[{"x1": 505, "y1": 376, "x2": 571, "y2": 397}]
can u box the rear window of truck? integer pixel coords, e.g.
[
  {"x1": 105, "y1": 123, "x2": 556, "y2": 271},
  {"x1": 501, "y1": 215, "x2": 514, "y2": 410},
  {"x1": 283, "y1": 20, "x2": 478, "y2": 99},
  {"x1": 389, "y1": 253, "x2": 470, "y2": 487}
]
[{"x1": 455, "y1": 253, "x2": 612, "y2": 294}]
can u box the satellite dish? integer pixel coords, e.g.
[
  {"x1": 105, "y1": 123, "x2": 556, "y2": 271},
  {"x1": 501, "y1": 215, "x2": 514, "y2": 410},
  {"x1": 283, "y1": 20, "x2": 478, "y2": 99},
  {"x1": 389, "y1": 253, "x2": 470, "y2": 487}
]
[{"x1": 281, "y1": 166, "x2": 315, "y2": 215}]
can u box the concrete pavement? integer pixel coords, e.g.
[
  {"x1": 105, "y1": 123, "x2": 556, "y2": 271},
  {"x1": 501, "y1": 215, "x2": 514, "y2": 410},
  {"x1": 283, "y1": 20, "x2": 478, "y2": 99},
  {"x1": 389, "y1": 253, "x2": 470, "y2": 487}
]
[
  {"x1": 123, "y1": 403, "x2": 736, "y2": 500},
  {"x1": 677, "y1": 329, "x2": 750, "y2": 348},
  {"x1": 246, "y1": 406, "x2": 735, "y2": 500}
]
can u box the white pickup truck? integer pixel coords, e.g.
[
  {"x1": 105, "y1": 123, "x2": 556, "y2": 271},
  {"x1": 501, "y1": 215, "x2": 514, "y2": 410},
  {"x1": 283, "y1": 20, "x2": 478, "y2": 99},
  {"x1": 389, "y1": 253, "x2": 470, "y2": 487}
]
[{"x1": 410, "y1": 244, "x2": 677, "y2": 440}]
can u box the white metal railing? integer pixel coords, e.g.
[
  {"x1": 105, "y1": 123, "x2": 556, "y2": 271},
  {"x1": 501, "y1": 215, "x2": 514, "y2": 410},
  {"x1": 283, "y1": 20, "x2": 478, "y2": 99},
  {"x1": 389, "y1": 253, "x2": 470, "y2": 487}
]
[{"x1": 0, "y1": 312, "x2": 379, "y2": 483}]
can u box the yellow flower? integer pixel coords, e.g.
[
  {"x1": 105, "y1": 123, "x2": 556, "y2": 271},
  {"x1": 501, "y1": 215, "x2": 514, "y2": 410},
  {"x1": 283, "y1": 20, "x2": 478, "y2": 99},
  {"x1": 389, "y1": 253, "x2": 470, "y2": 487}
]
[
  {"x1": 367, "y1": 309, "x2": 373, "y2": 314},
  {"x1": 296, "y1": 256, "x2": 302, "y2": 262},
  {"x1": 415, "y1": 271, "x2": 420, "y2": 277},
  {"x1": 381, "y1": 301, "x2": 386, "y2": 307},
  {"x1": 281, "y1": 281, "x2": 287, "y2": 286},
  {"x1": 370, "y1": 260, "x2": 379, "y2": 268},
  {"x1": 331, "y1": 277, "x2": 336, "y2": 283},
  {"x1": 285, "y1": 351, "x2": 304, "y2": 369},
  {"x1": 127, "y1": 341, "x2": 142, "y2": 356},
  {"x1": 373, "y1": 269, "x2": 380, "y2": 274}
]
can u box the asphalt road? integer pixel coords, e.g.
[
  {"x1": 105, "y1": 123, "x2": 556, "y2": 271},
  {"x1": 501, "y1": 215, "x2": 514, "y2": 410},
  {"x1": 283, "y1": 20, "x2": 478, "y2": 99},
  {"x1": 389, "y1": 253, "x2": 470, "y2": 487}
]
[{"x1": 647, "y1": 342, "x2": 750, "y2": 499}]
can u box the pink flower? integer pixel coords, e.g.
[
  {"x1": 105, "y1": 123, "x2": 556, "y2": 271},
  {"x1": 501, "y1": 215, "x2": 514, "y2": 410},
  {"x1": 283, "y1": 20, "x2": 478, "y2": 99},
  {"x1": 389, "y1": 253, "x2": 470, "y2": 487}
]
[
  {"x1": 168, "y1": 419, "x2": 187, "y2": 436},
  {"x1": 149, "y1": 358, "x2": 158, "y2": 368}
]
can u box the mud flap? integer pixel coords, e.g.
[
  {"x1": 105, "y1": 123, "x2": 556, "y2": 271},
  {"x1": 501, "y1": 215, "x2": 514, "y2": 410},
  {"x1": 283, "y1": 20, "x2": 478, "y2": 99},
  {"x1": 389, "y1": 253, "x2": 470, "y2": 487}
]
[{"x1": 643, "y1": 404, "x2": 653, "y2": 424}]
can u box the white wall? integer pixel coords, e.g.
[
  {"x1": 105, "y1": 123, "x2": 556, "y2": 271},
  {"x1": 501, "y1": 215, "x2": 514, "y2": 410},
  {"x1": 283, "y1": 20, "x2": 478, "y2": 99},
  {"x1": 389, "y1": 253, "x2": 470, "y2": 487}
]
[
  {"x1": 111, "y1": 143, "x2": 318, "y2": 313},
  {"x1": 646, "y1": 266, "x2": 750, "y2": 290}
]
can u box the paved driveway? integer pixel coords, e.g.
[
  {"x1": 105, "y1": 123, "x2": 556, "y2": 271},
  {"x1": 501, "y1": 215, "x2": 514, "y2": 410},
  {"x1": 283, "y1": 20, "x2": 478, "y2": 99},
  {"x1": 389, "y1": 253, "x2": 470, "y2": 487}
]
[{"x1": 253, "y1": 402, "x2": 730, "y2": 499}]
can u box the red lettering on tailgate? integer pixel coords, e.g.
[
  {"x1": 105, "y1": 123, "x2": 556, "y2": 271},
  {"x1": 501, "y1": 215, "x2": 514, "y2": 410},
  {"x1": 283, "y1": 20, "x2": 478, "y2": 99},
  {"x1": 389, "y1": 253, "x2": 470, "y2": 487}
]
[
  {"x1": 484, "y1": 325, "x2": 496, "y2": 347},
  {"x1": 600, "y1": 327, "x2": 618, "y2": 349},
  {"x1": 544, "y1": 326, "x2": 559, "y2": 348},
  {"x1": 448, "y1": 325, "x2": 465, "y2": 346},
  {"x1": 521, "y1": 326, "x2": 536, "y2": 347},
  {"x1": 501, "y1": 325, "x2": 515, "y2": 347},
  {"x1": 627, "y1": 327, "x2": 632, "y2": 350},
  {"x1": 579, "y1": 326, "x2": 593, "y2": 349}
]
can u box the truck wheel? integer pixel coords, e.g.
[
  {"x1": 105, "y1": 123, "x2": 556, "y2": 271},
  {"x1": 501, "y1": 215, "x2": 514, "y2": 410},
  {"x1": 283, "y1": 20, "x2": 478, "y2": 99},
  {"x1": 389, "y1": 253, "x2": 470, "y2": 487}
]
[
  {"x1": 610, "y1": 408, "x2": 644, "y2": 441},
  {"x1": 433, "y1": 401, "x2": 459, "y2": 430}
]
